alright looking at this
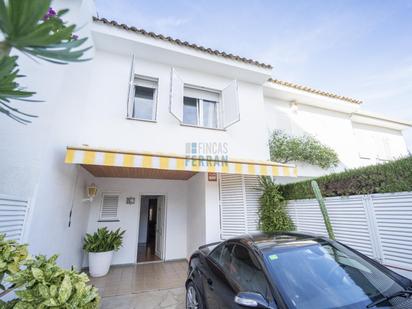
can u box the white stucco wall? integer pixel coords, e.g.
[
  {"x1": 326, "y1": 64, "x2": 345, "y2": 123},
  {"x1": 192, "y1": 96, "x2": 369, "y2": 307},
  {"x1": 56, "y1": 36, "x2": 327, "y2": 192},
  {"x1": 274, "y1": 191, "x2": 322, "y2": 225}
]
[
  {"x1": 75, "y1": 48, "x2": 269, "y2": 161},
  {"x1": 186, "y1": 173, "x2": 222, "y2": 259},
  {"x1": 205, "y1": 176, "x2": 221, "y2": 244},
  {"x1": 84, "y1": 177, "x2": 187, "y2": 266},
  {"x1": 264, "y1": 96, "x2": 409, "y2": 178},
  {"x1": 186, "y1": 173, "x2": 206, "y2": 258},
  {"x1": 0, "y1": 0, "x2": 96, "y2": 270}
]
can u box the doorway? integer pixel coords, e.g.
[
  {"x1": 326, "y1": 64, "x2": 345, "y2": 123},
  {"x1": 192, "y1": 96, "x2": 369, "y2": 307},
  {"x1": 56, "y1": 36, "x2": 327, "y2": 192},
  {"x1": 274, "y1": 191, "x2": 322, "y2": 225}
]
[{"x1": 137, "y1": 195, "x2": 166, "y2": 263}]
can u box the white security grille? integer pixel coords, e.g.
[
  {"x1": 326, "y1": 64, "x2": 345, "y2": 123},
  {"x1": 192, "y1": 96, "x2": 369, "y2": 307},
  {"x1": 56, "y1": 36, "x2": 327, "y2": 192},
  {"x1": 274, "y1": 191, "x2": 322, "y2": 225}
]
[
  {"x1": 220, "y1": 174, "x2": 261, "y2": 239},
  {"x1": 100, "y1": 194, "x2": 119, "y2": 220},
  {"x1": 0, "y1": 194, "x2": 29, "y2": 241}
]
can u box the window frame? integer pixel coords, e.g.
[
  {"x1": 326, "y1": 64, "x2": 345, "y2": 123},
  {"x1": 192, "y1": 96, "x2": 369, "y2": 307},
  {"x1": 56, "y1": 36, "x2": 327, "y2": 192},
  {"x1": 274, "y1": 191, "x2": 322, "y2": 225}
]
[
  {"x1": 182, "y1": 85, "x2": 222, "y2": 130},
  {"x1": 127, "y1": 75, "x2": 159, "y2": 123}
]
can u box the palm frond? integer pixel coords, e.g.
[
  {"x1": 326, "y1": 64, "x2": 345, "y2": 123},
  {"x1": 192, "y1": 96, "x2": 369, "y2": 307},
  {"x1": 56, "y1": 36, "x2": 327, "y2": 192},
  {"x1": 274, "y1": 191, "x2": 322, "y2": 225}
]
[{"x1": 0, "y1": 56, "x2": 37, "y2": 123}]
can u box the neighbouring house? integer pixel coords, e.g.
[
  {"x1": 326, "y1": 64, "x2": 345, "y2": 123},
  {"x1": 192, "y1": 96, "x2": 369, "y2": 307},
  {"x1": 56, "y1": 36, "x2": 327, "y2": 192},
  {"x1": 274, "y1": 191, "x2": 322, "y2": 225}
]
[{"x1": 0, "y1": 0, "x2": 411, "y2": 270}]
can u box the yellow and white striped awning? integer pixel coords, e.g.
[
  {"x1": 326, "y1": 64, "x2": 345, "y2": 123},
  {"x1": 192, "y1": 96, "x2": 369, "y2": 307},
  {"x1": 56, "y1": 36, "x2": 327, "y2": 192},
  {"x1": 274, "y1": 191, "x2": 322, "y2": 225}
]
[{"x1": 65, "y1": 146, "x2": 297, "y2": 177}]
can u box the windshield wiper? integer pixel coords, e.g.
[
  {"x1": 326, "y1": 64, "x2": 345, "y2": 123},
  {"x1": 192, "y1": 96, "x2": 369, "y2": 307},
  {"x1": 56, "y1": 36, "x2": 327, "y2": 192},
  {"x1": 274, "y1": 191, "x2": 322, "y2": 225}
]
[{"x1": 367, "y1": 289, "x2": 412, "y2": 308}]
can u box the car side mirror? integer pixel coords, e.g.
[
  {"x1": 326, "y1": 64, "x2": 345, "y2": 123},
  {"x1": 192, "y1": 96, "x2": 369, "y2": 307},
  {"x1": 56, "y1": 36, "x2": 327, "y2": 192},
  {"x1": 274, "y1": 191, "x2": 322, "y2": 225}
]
[{"x1": 234, "y1": 292, "x2": 270, "y2": 308}]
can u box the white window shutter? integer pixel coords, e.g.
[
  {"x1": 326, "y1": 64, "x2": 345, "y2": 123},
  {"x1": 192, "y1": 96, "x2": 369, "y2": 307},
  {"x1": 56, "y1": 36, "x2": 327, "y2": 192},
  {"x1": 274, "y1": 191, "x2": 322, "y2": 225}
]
[
  {"x1": 375, "y1": 137, "x2": 388, "y2": 160},
  {"x1": 356, "y1": 132, "x2": 374, "y2": 159},
  {"x1": 219, "y1": 174, "x2": 261, "y2": 239},
  {"x1": 169, "y1": 68, "x2": 184, "y2": 122},
  {"x1": 221, "y1": 80, "x2": 240, "y2": 129},
  {"x1": 383, "y1": 138, "x2": 392, "y2": 160},
  {"x1": 127, "y1": 55, "x2": 136, "y2": 117},
  {"x1": 220, "y1": 174, "x2": 246, "y2": 239},
  {"x1": 0, "y1": 194, "x2": 29, "y2": 242},
  {"x1": 100, "y1": 195, "x2": 119, "y2": 220}
]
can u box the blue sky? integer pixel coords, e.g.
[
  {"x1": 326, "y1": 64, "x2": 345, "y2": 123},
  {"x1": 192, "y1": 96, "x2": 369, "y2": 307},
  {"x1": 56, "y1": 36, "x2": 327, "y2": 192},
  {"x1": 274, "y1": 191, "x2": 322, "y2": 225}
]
[{"x1": 96, "y1": 0, "x2": 412, "y2": 150}]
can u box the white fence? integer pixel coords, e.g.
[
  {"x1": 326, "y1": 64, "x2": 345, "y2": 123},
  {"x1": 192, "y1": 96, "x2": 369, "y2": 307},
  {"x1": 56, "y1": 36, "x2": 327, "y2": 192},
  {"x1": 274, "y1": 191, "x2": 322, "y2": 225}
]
[{"x1": 287, "y1": 191, "x2": 412, "y2": 273}]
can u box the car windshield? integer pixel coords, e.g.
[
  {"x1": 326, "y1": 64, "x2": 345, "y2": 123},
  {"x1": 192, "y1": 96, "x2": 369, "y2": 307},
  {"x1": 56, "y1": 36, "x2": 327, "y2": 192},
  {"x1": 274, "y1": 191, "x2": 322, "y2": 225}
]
[{"x1": 264, "y1": 239, "x2": 407, "y2": 309}]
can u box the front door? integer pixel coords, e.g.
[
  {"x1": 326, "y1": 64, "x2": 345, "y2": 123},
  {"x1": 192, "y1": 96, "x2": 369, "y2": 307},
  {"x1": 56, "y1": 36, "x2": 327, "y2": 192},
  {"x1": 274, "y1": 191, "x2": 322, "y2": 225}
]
[{"x1": 155, "y1": 196, "x2": 165, "y2": 259}]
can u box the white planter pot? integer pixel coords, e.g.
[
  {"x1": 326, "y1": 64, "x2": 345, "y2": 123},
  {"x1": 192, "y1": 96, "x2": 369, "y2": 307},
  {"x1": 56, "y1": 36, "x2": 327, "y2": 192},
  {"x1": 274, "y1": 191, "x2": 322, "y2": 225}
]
[{"x1": 88, "y1": 251, "x2": 114, "y2": 277}]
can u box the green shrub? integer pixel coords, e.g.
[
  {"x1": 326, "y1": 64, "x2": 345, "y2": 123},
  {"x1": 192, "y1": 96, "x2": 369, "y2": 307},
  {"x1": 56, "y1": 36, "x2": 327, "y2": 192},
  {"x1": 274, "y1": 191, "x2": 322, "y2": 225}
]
[
  {"x1": 258, "y1": 177, "x2": 295, "y2": 232},
  {"x1": 269, "y1": 130, "x2": 339, "y2": 169},
  {"x1": 83, "y1": 228, "x2": 125, "y2": 253},
  {"x1": 280, "y1": 156, "x2": 412, "y2": 200},
  {"x1": 5, "y1": 255, "x2": 99, "y2": 308},
  {"x1": 0, "y1": 234, "x2": 28, "y2": 291}
]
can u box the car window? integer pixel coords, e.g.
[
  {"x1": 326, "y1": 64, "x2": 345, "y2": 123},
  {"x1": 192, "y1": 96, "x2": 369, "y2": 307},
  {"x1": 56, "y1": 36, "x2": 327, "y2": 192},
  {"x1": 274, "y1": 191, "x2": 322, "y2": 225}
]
[
  {"x1": 265, "y1": 240, "x2": 407, "y2": 309},
  {"x1": 228, "y1": 244, "x2": 271, "y2": 300},
  {"x1": 209, "y1": 243, "x2": 224, "y2": 263},
  {"x1": 210, "y1": 243, "x2": 234, "y2": 268}
]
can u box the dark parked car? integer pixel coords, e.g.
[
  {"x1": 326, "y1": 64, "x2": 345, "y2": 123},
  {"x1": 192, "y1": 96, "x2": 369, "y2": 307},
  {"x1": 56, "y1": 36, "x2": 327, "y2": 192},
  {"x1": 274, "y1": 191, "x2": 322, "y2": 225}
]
[{"x1": 185, "y1": 232, "x2": 412, "y2": 309}]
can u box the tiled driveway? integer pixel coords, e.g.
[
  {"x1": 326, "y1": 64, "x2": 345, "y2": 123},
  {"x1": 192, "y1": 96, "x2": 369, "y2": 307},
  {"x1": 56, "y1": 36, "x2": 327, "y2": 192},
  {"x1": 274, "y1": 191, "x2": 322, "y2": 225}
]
[{"x1": 88, "y1": 260, "x2": 187, "y2": 309}]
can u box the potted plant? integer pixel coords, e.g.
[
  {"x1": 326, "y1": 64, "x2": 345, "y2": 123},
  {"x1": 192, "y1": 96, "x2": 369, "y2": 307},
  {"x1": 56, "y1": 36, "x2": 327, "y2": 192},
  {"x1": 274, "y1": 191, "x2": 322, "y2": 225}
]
[{"x1": 83, "y1": 227, "x2": 125, "y2": 277}]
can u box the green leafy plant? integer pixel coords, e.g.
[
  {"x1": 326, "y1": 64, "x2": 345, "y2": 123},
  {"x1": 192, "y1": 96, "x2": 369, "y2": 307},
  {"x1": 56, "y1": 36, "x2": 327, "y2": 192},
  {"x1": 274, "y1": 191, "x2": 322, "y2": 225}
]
[
  {"x1": 258, "y1": 176, "x2": 295, "y2": 232},
  {"x1": 4, "y1": 255, "x2": 99, "y2": 308},
  {"x1": 83, "y1": 228, "x2": 125, "y2": 253},
  {"x1": 280, "y1": 156, "x2": 412, "y2": 200},
  {"x1": 0, "y1": 234, "x2": 28, "y2": 291},
  {"x1": 0, "y1": 0, "x2": 90, "y2": 123},
  {"x1": 269, "y1": 130, "x2": 339, "y2": 169}
]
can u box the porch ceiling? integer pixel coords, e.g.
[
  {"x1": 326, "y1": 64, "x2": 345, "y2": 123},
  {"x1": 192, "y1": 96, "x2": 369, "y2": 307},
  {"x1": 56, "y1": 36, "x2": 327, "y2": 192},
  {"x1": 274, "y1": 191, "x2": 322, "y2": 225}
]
[{"x1": 82, "y1": 165, "x2": 197, "y2": 180}]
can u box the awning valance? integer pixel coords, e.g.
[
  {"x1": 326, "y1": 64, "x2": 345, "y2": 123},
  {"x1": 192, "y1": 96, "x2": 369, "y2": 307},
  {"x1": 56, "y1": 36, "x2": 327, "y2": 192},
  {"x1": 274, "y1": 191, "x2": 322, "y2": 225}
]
[{"x1": 65, "y1": 146, "x2": 297, "y2": 177}]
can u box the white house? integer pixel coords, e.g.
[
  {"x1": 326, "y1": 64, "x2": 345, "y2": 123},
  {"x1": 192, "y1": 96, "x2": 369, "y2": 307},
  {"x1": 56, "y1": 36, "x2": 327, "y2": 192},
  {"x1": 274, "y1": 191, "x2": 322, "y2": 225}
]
[{"x1": 0, "y1": 0, "x2": 410, "y2": 270}]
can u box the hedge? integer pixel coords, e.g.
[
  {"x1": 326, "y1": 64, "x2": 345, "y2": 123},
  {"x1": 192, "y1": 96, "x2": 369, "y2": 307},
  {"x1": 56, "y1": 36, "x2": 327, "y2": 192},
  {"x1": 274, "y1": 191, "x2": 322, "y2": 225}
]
[{"x1": 279, "y1": 156, "x2": 412, "y2": 200}]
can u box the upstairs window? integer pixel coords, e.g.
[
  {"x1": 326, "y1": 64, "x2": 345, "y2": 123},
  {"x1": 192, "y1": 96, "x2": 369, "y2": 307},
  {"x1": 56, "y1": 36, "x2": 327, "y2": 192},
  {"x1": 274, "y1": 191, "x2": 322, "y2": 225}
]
[
  {"x1": 129, "y1": 76, "x2": 158, "y2": 121},
  {"x1": 170, "y1": 68, "x2": 240, "y2": 129},
  {"x1": 183, "y1": 87, "x2": 219, "y2": 128}
]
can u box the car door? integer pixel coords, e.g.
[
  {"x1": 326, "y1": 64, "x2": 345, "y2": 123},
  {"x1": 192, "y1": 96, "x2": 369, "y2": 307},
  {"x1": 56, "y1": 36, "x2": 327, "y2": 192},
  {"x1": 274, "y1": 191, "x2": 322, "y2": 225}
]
[
  {"x1": 202, "y1": 242, "x2": 236, "y2": 309},
  {"x1": 219, "y1": 244, "x2": 274, "y2": 308}
]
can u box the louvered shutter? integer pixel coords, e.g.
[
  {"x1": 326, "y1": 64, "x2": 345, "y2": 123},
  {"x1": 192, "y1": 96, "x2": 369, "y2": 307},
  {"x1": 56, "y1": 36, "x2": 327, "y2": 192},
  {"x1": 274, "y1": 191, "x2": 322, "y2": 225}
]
[
  {"x1": 244, "y1": 176, "x2": 261, "y2": 233},
  {"x1": 220, "y1": 174, "x2": 261, "y2": 239},
  {"x1": 0, "y1": 194, "x2": 29, "y2": 242},
  {"x1": 220, "y1": 174, "x2": 245, "y2": 239},
  {"x1": 100, "y1": 194, "x2": 119, "y2": 220},
  {"x1": 127, "y1": 55, "x2": 136, "y2": 117},
  {"x1": 221, "y1": 80, "x2": 240, "y2": 129},
  {"x1": 169, "y1": 68, "x2": 184, "y2": 122}
]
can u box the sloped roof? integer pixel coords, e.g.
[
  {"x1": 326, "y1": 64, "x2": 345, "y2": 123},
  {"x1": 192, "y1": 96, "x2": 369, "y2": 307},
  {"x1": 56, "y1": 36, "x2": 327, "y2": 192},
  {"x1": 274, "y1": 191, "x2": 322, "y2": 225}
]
[
  {"x1": 269, "y1": 78, "x2": 362, "y2": 104},
  {"x1": 93, "y1": 17, "x2": 273, "y2": 69}
]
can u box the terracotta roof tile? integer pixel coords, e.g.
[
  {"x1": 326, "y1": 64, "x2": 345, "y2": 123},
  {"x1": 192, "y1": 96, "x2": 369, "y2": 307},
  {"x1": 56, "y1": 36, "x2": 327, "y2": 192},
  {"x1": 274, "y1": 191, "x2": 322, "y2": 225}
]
[
  {"x1": 269, "y1": 78, "x2": 362, "y2": 104},
  {"x1": 93, "y1": 17, "x2": 272, "y2": 69}
]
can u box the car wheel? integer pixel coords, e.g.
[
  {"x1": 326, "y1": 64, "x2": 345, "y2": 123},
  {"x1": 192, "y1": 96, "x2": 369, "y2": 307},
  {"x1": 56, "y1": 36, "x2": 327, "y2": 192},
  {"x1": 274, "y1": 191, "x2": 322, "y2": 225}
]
[{"x1": 186, "y1": 281, "x2": 203, "y2": 309}]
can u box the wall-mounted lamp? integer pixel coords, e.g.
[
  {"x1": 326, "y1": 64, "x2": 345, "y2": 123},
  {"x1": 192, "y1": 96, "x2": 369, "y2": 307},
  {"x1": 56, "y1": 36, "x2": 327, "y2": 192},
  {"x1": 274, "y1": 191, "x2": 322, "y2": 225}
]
[
  {"x1": 83, "y1": 183, "x2": 97, "y2": 202},
  {"x1": 290, "y1": 100, "x2": 298, "y2": 113}
]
